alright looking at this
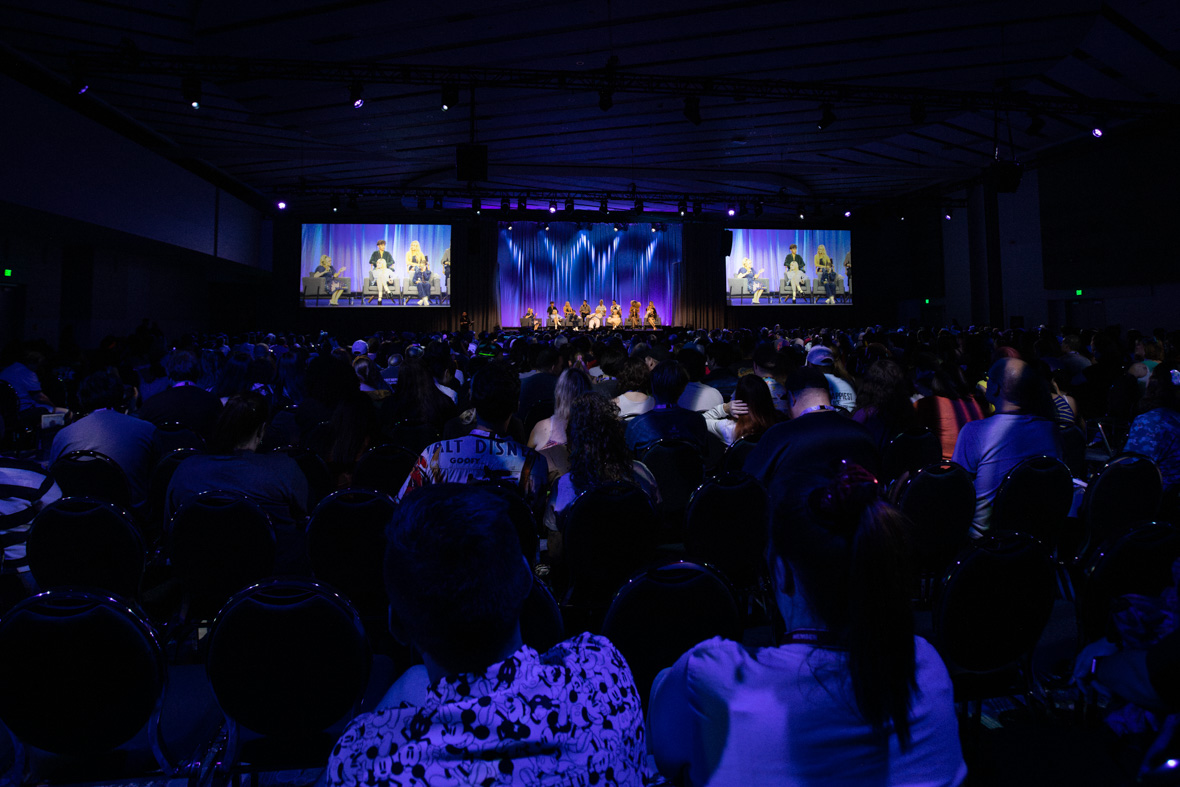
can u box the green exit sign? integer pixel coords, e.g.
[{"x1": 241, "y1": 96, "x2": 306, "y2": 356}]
[
  {"x1": 1075, "y1": 289, "x2": 1083, "y2": 296},
  {"x1": 924, "y1": 298, "x2": 930, "y2": 305},
  {"x1": 3, "y1": 270, "x2": 10, "y2": 277}
]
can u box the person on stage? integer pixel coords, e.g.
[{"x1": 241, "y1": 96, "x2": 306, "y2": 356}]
[
  {"x1": 588, "y1": 299, "x2": 606, "y2": 330},
  {"x1": 607, "y1": 301, "x2": 623, "y2": 330},
  {"x1": 312, "y1": 254, "x2": 348, "y2": 306},
  {"x1": 645, "y1": 301, "x2": 660, "y2": 329},
  {"x1": 785, "y1": 258, "x2": 806, "y2": 303},
  {"x1": 369, "y1": 256, "x2": 395, "y2": 305},
  {"x1": 580, "y1": 299, "x2": 591, "y2": 324},
  {"x1": 815, "y1": 244, "x2": 836, "y2": 304},
  {"x1": 369, "y1": 240, "x2": 393, "y2": 274},
  {"x1": 784, "y1": 243, "x2": 805, "y2": 275},
  {"x1": 523, "y1": 307, "x2": 540, "y2": 331},
  {"x1": 441, "y1": 247, "x2": 451, "y2": 293},
  {"x1": 413, "y1": 260, "x2": 433, "y2": 305},
  {"x1": 563, "y1": 301, "x2": 576, "y2": 326},
  {"x1": 547, "y1": 301, "x2": 562, "y2": 328},
  {"x1": 738, "y1": 257, "x2": 766, "y2": 304},
  {"x1": 626, "y1": 300, "x2": 641, "y2": 329},
  {"x1": 459, "y1": 311, "x2": 471, "y2": 332},
  {"x1": 843, "y1": 250, "x2": 852, "y2": 294},
  {"x1": 406, "y1": 240, "x2": 428, "y2": 274}
]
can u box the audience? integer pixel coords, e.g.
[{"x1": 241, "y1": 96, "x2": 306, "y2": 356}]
[
  {"x1": 613, "y1": 356, "x2": 654, "y2": 419},
  {"x1": 1123, "y1": 363, "x2": 1180, "y2": 489},
  {"x1": 624, "y1": 360, "x2": 709, "y2": 455},
  {"x1": 527, "y1": 366, "x2": 593, "y2": 480},
  {"x1": 675, "y1": 347, "x2": 724, "y2": 412},
  {"x1": 137, "y1": 349, "x2": 224, "y2": 440},
  {"x1": 853, "y1": 358, "x2": 920, "y2": 451},
  {"x1": 326, "y1": 484, "x2": 652, "y2": 786},
  {"x1": 703, "y1": 373, "x2": 780, "y2": 446}
]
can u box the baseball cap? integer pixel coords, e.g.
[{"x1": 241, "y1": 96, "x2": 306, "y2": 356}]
[
  {"x1": 351, "y1": 340, "x2": 369, "y2": 355},
  {"x1": 806, "y1": 346, "x2": 834, "y2": 366}
]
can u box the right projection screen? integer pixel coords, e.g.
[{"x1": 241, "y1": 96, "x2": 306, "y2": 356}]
[{"x1": 725, "y1": 228, "x2": 852, "y2": 305}]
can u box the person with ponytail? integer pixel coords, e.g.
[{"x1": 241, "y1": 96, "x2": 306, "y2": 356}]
[{"x1": 649, "y1": 465, "x2": 966, "y2": 786}]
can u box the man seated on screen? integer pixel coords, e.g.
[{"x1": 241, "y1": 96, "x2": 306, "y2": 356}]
[
  {"x1": 325, "y1": 484, "x2": 652, "y2": 787},
  {"x1": 368, "y1": 240, "x2": 393, "y2": 273}
]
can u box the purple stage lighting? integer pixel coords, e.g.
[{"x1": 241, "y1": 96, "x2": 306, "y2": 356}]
[{"x1": 277, "y1": 201, "x2": 287, "y2": 210}]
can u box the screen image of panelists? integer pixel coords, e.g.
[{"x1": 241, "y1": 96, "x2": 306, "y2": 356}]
[
  {"x1": 497, "y1": 222, "x2": 681, "y2": 329},
  {"x1": 725, "y1": 229, "x2": 852, "y2": 305},
  {"x1": 299, "y1": 223, "x2": 452, "y2": 307}
]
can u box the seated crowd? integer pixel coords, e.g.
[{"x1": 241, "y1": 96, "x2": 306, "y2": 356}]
[{"x1": 1, "y1": 320, "x2": 1179, "y2": 784}]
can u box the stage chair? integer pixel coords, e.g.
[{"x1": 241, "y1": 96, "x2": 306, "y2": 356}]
[
  {"x1": 727, "y1": 278, "x2": 746, "y2": 299},
  {"x1": 301, "y1": 277, "x2": 325, "y2": 305},
  {"x1": 833, "y1": 274, "x2": 849, "y2": 302},
  {"x1": 795, "y1": 277, "x2": 814, "y2": 303}
]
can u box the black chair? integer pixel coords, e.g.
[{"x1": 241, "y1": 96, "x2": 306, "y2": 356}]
[
  {"x1": 523, "y1": 399, "x2": 555, "y2": 438},
  {"x1": 560, "y1": 482, "x2": 660, "y2": 627},
  {"x1": 1057, "y1": 422, "x2": 1087, "y2": 479},
  {"x1": 1076, "y1": 522, "x2": 1180, "y2": 645},
  {"x1": 205, "y1": 579, "x2": 371, "y2": 780},
  {"x1": 168, "y1": 491, "x2": 276, "y2": 621},
  {"x1": 896, "y1": 462, "x2": 975, "y2": 590},
  {"x1": 283, "y1": 446, "x2": 334, "y2": 510},
  {"x1": 1077, "y1": 453, "x2": 1163, "y2": 559},
  {"x1": 718, "y1": 435, "x2": 760, "y2": 474},
  {"x1": 153, "y1": 421, "x2": 205, "y2": 454},
  {"x1": 1163, "y1": 485, "x2": 1180, "y2": 528},
  {"x1": 475, "y1": 479, "x2": 543, "y2": 565},
  {"x1": 306, "y1": 488, "x2": 396, "y2": 621},
  {"x1": 520, "y1": 576, "x2": 565, "y2": 654},
  {"x1": 601, "y1": 561, "x2": 742, "y2": 707},
  {"x1": 147, "y1": 447, "x2": 201, "y2": 541},
  {"x1": 931, "y1": 533, "x2": 1056, "y2": 724},
  {"x1": 27, "y1": 497, "x2": 144, "y2": 600},
  {"x1": 384, "y1": 419, "x2": 440, "y2": 455},
  {"x1": 684, "y1": 472, "x2": 768, "y2": 590},
  {"x1": 639, "y1": 438, "x2": 705, "y2": 536},
  {"x1": 0, "y1": 380, "x2": 34, "y2": 452},
  {"x1": 881, "y1": 428, "x2": 942, "y2": 483},
  {"x1": 49, "y1": 449, "x2": 133, "y2": 511},
  {"x1": 0, "y1": 589, "x2": 218, "y2": 781},
  {"x1": 353, "y1": 443, "x2": 419, "y2": 497},
  {"x1": 991, "y1": 455, "x2": 1075, "y2": 548}
]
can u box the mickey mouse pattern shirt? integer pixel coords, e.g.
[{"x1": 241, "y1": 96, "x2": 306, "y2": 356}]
[{"x1": 327, "y1": 633, "x2": 654, "y2": 787}]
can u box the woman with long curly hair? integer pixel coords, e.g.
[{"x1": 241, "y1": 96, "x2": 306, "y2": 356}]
[
  {"x1": 703, "y1": 373, "x2": 781, "y2": 445},
  {"x1": 543, "y1": 391, "x2": 659, "y2": 555}
]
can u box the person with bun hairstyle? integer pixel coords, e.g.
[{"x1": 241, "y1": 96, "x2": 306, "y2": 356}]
[{"x1": 649, "y1": 465, "x2": 967, "y2": 786}]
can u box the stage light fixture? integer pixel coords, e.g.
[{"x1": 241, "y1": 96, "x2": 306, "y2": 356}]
[
  {"x1": 634, "y1": 199, "x2": 644, "y2": 212},
  {"x1": 693, "y1": 202, "x2": 702, "y2": 215},
  {"x1": 518, "y1": 196, "x2": 527, "y2": 211},
  {"x1": 678, "y1": 200, "x2": 687, "y2": 216},
  {"x1": 944, "y1": 208, "x2": 953, "y2": 221},
  {"x1": 650, "y1": 224, "x2": 657, "y2": 233},
  {"x1": 548, "y1": 200, "x2": 557, "y2": 213},
  {"x1": 543, "y1": 222, "x2": 550, "y2": 231},
  {"x1": 349, "y1": 82, "x2": 364, "y2": 109},
  {"x1": 501, "y1": 197, "x2": 510, "y2": 211},
  {"x1": 798, "y1": 208, "x2": 805, "y2": 220},
  {"x1": 843, "y1": 209, "x2": 852, "y2": 218},
  {"x1": 599, "y1": 198, "x2": 609, "y2": 213},
  {"x1": 441, "y1": 86, "x2": 458, "y2": 111},
  {"x1": 727, "y1": 205, "x2": 736, "y2": 217},
  {"x1": 331, "y1": 194, "x2": 341, "y2": 212},
  {"x1": 182, "y1": 75, "x2": 201, "y2": 109},
  {"x1": 909, "y1": 101, "x2": 927, "y2": 124},
  {"x1": 613, "y1": 223, "x2": 621, "y2": 232},
  {"x1": 565, "y1": 197, "x2": 575, "y2": 212},
  {"x1": 433, "y1": 196, "x2": 443, "y2": 210},
  {"x1": 739, "y1": 202, "x2": 748, "y2": 216},
  {"x1": 1026, "y1": 114, "x2": 1045, "y2": 136},
  {"x1": 276, "y1": 201, "x2": 286, "y2": 210},
  {"x1": 754, "y1": 201, "x2": 763, "y2": 216},
  {"x1": 1092, "y1": 125, "x2": 1103, "y2": 138},
  {"x1": 507, "y1": 222, "x2": 513, "y2": 230},
  {"x1": 599, "y1": 90, "x2": 613, "y2": 111},
  {"x1": 683, "y1": 96, "x2": 702, "y2": 126},
  {"x1": 817, "y1": 103, "x2": 836, "y2": 130}
]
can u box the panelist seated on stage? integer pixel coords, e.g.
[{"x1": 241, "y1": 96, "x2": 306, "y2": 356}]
[{"x1": 546, "y1": 302, "x2": 562, "y2": 327}]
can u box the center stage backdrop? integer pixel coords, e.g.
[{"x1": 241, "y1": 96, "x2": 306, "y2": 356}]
[{"x1": 498, "y1": 222, "x2": 682, "y2": 327}]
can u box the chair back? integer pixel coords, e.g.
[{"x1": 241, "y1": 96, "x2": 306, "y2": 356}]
[
  {"x1": 1077, "y1": 522, "x2": 1180, "y2": 643},
  {"x1": 27, "y1": 497, "x2": 144, "y2": 599},
  {"x1": 1057, "y1": 422, "x2": 1086, "y2": 478},
  {"x1": 147, "y1": 447, "x2": 201, "y2": 539},
  {"x1": 153, "y1": 421, "x2": 205, "y2": 453},
  {"x1": 49, "y1": 449, "x2": 133, "y2": 510},
  {"x1": 897, "y1": 461, "x2": 975, "y2": 576},
  {"x1": 169, "y1": 491, "x2": 276, "y2": 616},
  {"x1": 932, "y1": 532, "x2": 1056, "y2": 674},
  {"x1": 206, "y1": 579, "x2": 370, "y2": 737},
  {"x1": 684, "y1": 472, "x2": 768, "y2": 588},
  {"x1": 639, "y1": 439, "x2": 705, "y2": 529},
  {"x1": 306, "y1": 489, "x2": 396, "y2": 619},
  {"x1": 561, "y1": 482, "x2": 659, "y2": 614},
  {"x1": 719, "y1": 436, "x2": 760, "y2": 474},
  {"x1": 384, "y1": 420, "x2": 440, "y2": 454},
  {"x1": 0, "y1": 381, "x2": 31, "y2": 451},
  {"x1": 520, "y1": 576, "x2": 565, "y2": 654},
  {"x1": 602, "y1": 561, "x2": 742, "y2": 705},
  {"x1": 991, "y1": 455, "x2": 1075, "y2": 546},
  {"x1": 0, "y1": 589, "x2": 164, "y2": 755},
  {"x1": 473, "y1": 480, "x2": 541, "y2": 565},
  {"x1": 881, "y1": 428, "x2": 942, "y2": 482},
  {"x1": 285, "y1": 446, "x2": 334, "y2": 509},
  {"x1": 1080, "y1": 453, "x2": 1163, "y2": 556},
  {"x1": 353, "y1": 443, "x2": 419, "y2": 497}
]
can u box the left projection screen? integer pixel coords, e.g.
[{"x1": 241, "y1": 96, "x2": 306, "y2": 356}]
[{"x1": 299, "y1": 223, "x2": 452, "y2": 307}]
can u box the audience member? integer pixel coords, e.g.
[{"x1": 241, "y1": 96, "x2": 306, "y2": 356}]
[
  {"x1": 137, "y1": 349, "x2": 223, "y2": 440},
  {"x1": 516, "y1": 346, "x2": 561, "y2": 422},
  {"x1": 326, "y1": 484, "x2": 652, "y2": 786},
  {"x1": 48, "y1": 367, "x2": 157, "y2": 505},
  {"x1": 807, "y1": 345, "x2": 858, "y2": 412},
  {"x1": 0, "y1": 343, "x2": 57, "y2": 424},
  {"x1": 915, "y1": 368, "x2": 986, "y2": 460},
  {"x1": 752, "y1": 342, "x2": 790, "y2": 413},
  {"x1": 1124, "y1": 364, "x2": 1180, "y2": 488},
  {"x1": 624, "y1": 360, "x2": 709, "y2": 455},
  {"x1": 951, "y1": 357, "x2": 1063, "y2": 537},
  {"x1": 323, "y1": 390, "x2": 381, "y2": 488},
  {"x1": 702, "y1": 373, "x2": 780, "y2": 446},
  {"x1": 528, "y1": 367, "x2": 592, "y2": 481},
  {"x1": 649, "y1": 466, "x2": 966, "y2": 785},
  {"x1": 613, "y1": 356, "x2": 654, "y2": 420},
  {"x1": 852, "y1": 358, "x2": 919, "y2": 452},
  {"x1": 675, "y1": 348, "x2": 724, "y2": 412},
  {"x1": 0, "y1": 442, "x2": 62, "y2": 595}
]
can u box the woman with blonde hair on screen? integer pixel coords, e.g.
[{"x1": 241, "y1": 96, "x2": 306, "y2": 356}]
[
  {"x1": 406, "y1": 240, "x2": 427, "y2": 273},
  {"x1": 815, "y1": 244, "x2": 836, "y2": 304}
]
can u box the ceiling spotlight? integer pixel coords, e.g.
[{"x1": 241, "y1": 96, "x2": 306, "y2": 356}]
[
  {"x1": 276, "y1": 201, "x2": 286, "y2": 210},
  {"x1": 739, "y1": 202, "x2": 748, "y2": 216},
  {"x1": 599, "y1": 198, "x2": 609, "y2": 213},
  {"x1": 843, "y1": 209, "x2": 852, "y2": 218},
  {"x1": 817, "y1": 103, "x2": 836, "y2": 130},
  {"x1": 693, "y1": 201, "x2": 702, "y2": 215},
  {"x1": 1026, "y1": 114, "x2": 1045, "y2": 137},
  {"x1": 727, "y1": 205, "x2": 736, "y2": 217},
  {"x1": 909, "y1": 101, "x2": 927, "y2": 124},
  {"x1": 944, "y1": 208, "x2": 953, "y2": 221},
  {"x1": 72, "y1": 71, "x2": 89, "y2": 95},
  {"x1": 599, "y1": 90, "x2": 613, "y2": 111},
  {"x1": 433, "y1": 196, "x2": 443, "y2": 210},
  {"x1": 499, "y1": 197, "x2": 509, "y2": 211},
  {"x1": 472, "y1": 197, "x2": 481, "y2": 213},
  {"x1": 507, "y1": 221, "x2": 513, "y2": 230},
  {"x1": 331, "y1": 194, "x2": 341, "y2": 212},
  {"x1": 441, "y1": 86, "x2": 459, "y2": 111},
  {"x1": 651, "y1": 224, "x2": 657, "y2": 233},
  {"x1": 754, "y1": 201, "x2": 763, "y2": 216},
  {"x1": 565, "y1": 197, "x2": 575, "y2": 212},
  {"x1": 518, "y1": 196, "x2": 527, "y2": 211},
  {"x1": 548, "y1": 200, "x2": 557, "y2": 214},
  {"x1": 798, "y1": 208, "x2": 805, "y2": 220},
  {"x1": 1091, "y1": 125, "x2": 1103, "y2": 138},
  {"x1": 349, "y1": 82, "x2": 364, "y2": 109},
  {"x1": 543, "y1": 222, "x2": 550, "y2": 231},
  {"x1": 613, "y1": 223, "x2": 621, "y2": 232},
  {"x1": 634, "y1": 199, "x2": 644, "y2": 212},
  {"x1": 683, "y1": 96, "x2": 702, "y2": 126},
  {"x1": 678, "y1": 200, "x2": 687, "y2": 216},
  {"x1": 182, "y1": 75, "x2": 201, "y2": 109}
]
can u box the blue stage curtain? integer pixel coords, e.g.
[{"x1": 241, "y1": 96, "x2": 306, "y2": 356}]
[
  {"x1": 497, "y1": 222, "x2": 682, "y2": 326},
  {"x1": 300, "y1": 223, "x2": 452, "y2": 284},
  {"x1": 727, "y1": 229, "x2": 851, "y2": 292}
]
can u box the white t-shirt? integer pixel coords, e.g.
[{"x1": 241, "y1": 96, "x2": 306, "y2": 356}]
[
  {"x1": 650, "y1": 636, "x2": 967, "y2": 787},
  {"x1": 825, "y1": 372, "x2": 858, "y2": 412},
  {"x1": 679, "y1": 381, "x2": 725, "y2": 413}
]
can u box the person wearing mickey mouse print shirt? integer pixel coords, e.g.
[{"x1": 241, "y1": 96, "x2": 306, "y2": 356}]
[{"x1": 325, "y1": 484, "x2": 654, "y2": 787}]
